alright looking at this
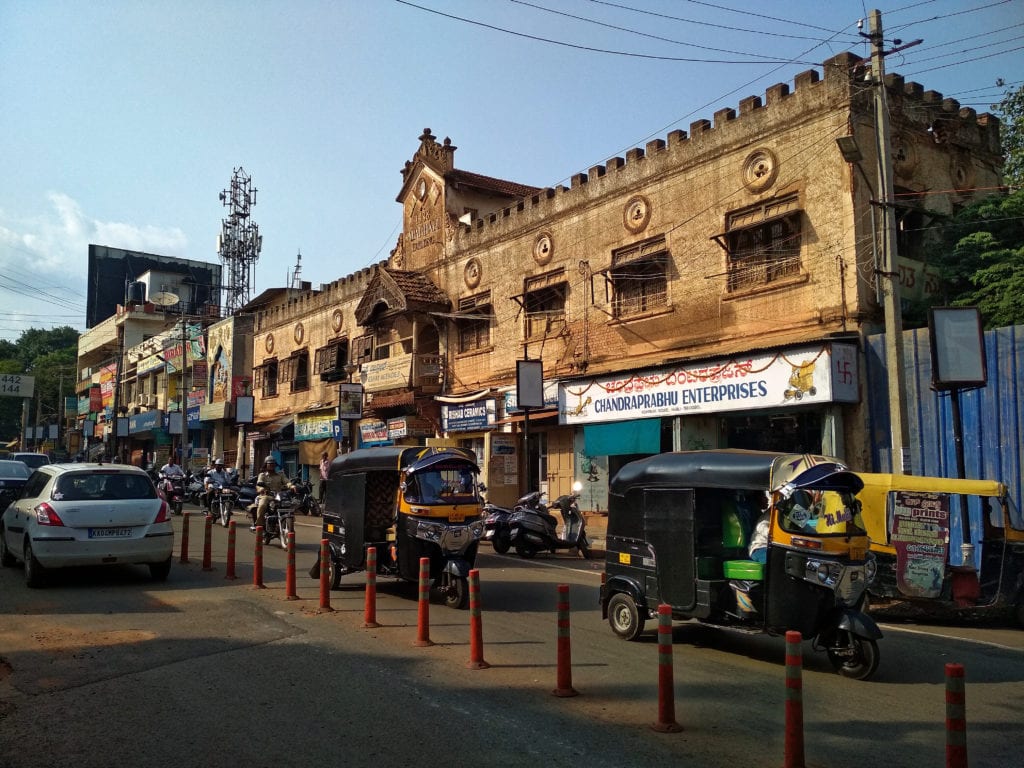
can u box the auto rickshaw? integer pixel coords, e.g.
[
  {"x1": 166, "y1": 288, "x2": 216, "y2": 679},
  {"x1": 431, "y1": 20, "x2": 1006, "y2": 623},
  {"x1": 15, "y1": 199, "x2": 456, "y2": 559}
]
[
  {"x1": 857, "y1": 472, "x2": 1024, "y2": 626},
  {"x1": 320, "y1": 446, "x2": 485, "y2": 609},
  {"x1": 600, "y1": 450, "x2": 883, "y2": 679}
]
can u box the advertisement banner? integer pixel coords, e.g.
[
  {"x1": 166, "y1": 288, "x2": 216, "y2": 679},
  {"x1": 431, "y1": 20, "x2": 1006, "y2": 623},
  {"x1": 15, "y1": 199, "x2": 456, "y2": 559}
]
[
  {"x1": 163, "y1": 339, "x2": 184, "y2": 373},
  {"x1": 891, "y1": 491, "x2": 951, "y2": 599},
  {"x1": 89, "y1": 385, "x2": 102, "y2": 413},
  {"x1": 296, "y1": 410, "x2": 335, "y2": 441},
  {"x1": 359, "y1": 418, "x2": 389, "y2": 445},
  {"x1": 361, "y1": 355, "x2": 411, "y2": 393},
  {"x1": 337, "y1": 383, "x2": 364, "y2": 419},
  {"x1": 99, "y1": 363, "x2": 116, "y2": 409},
  {"x1": 559, "y1": 342, "x2": 859, "y2": 425}
]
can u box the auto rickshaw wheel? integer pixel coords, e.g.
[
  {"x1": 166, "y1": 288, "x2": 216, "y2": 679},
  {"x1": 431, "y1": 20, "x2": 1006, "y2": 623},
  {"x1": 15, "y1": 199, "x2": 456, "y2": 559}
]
[
  {"x1": 827, "y1": 636, "x2": 880, "y2": 680},
  {"x1": 607, "y1": 592, "x2": 645, "y2": 641},
  {"x1": 492, "y1": 531, "x2": 511, "y2": 555},
  {"x1": 515, "y1": 542, "x2": 537, "y2": 559},
  {"x1": 439, "y1": 575, "x2": 468, "y2": 609},
  {"x1": 327, "y1": 556, "x2": 341, "y2": 590}
]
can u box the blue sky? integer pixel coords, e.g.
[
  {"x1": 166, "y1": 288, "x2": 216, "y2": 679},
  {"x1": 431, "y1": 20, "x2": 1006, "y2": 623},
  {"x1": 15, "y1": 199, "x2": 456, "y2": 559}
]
[{"x1": 1, "y1": 0, "x2": 1021, "y2": 342}]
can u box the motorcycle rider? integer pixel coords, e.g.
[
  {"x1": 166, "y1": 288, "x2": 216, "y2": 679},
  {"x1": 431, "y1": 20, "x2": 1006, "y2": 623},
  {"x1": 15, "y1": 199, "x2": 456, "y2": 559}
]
[
  {"x1": 252, "y1": 455, "x2": 287, "y2": 532},
  {"x1": 203, "y1": 457, "x2": 233, "y2": 512},
  {"x1": 159, "y1": 455, "x2": 185, "y2": 480}
]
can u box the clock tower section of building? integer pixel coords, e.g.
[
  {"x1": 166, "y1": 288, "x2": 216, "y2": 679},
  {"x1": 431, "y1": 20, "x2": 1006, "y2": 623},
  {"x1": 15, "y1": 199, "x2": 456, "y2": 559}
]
[{"x1": 393, "y1": 129, "x2": 456, "y2": 273}]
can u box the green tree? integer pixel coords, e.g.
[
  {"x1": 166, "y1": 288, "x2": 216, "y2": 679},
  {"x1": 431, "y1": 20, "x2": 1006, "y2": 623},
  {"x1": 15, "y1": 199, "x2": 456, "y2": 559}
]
[
  {"x1": 995, "y1": 80, "x2": 1024, "y2": 187},
  {"x1": 0, "y1": 327, "x2": 80, "y2": 446}
]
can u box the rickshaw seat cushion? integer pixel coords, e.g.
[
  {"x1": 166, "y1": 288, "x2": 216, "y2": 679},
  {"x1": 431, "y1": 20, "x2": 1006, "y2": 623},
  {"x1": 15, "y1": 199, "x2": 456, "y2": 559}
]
[{"x1": 723, "y1": 559, "x2": 764, "y2": 581}]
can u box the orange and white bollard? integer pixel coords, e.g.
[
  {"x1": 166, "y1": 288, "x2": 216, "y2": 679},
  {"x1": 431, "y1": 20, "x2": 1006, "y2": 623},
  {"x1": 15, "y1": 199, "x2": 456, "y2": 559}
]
[
  {"x1": 364, "y1": 546, "x2": 380, "y2": 628},
  {"x1": 784, "y1": 630, "x2": 805, "y2": 768},
  {"x1": 202, "y1": 514, "x2": 214, "y2": 571},
  {"x1": 552, "y1": 584, "x2": 578, "y2": 697},
  {"x1": 651, "y1": 603, "x2": 682, "y2": 732},
  {"x1": 466, "y1": 568, "x2": 489, "y2": 670},
  {"x1": 225, "y1": 520, "x2": 238, "y2": 580},
  {"x1": 413, "y1": 556, "x2": 433, "y2": 647},
  {"x1": 285, "y1": 530, "x2": 298, "y2": 600},
  {"x1": 945, "y1": 663, "x2": 968, "y2": 768},
  {"x1": 318, "y1": 538, "x2": 332, "y2": 612},
  {"x1": 179, "y1": 513, "x2": 190, "y2": 564},
  {"x1": 252, "y1": 526, "x2": 265, "y2": 589}
]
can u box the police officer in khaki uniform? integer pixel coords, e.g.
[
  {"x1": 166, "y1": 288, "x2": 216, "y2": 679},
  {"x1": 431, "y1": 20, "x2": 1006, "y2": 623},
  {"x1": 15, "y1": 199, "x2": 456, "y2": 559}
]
[{"x1": 252, "y1": 455, "x2": 287, "y2": 531}]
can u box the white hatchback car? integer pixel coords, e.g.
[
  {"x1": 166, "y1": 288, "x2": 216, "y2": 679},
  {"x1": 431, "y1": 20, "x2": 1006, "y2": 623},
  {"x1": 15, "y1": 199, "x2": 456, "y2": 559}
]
[{"x1": 0, "y1": 463, "x2": 174, "y2": 587}]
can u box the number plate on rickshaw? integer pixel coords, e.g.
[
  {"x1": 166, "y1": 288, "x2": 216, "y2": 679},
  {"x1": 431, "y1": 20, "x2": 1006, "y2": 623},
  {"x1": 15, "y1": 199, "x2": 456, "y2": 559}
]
[
  {"x1": 850, "y1": 544, "x2": 867, "y2": 561},
  {"x1": 449, "y1": 511, "x2": 466, "y2": 523},
  {"x1": 618, "y1": 552, "x2": 631, "y2": 565}
]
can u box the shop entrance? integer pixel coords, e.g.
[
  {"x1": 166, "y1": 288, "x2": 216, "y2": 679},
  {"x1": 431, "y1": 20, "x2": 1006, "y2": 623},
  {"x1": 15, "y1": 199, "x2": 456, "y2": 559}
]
[{"x1": 723, "y1": 411, "x2": 823, "y2": 454}]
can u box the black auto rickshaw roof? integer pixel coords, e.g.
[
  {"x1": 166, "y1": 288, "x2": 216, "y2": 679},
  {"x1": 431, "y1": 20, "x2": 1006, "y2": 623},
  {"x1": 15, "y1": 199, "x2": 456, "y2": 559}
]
[
  {"x1": 329, "y1": 446, "x2": 478, "y2": 479},
  {"x1": 609, "y1": 450, "x2": 861, "y2": 495}
]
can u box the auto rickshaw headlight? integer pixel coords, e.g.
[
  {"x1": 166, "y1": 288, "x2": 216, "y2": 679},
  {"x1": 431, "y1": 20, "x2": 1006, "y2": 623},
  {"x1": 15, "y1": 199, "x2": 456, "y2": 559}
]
[{"x1": 864, "y1": 551, "x2": 878, "y2": 584}]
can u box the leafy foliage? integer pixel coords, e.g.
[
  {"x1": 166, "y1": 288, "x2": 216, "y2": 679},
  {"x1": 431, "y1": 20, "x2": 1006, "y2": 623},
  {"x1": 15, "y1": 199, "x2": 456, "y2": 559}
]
[
  {"x1": 995, "y1": 80, "x2": 1024, "y2": 188},
  {"x1": 0, "y1": 327, "x2": 79, "y2": 446}
]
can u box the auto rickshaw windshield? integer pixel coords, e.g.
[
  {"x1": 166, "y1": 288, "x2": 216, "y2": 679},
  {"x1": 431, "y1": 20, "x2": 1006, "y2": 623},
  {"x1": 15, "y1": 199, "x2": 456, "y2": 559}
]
[
  {"x1": 403, "y1": 465, "x2": 480, "y2": 505},
  {"x1": 777, "y1": 489, "x2": 866, "y2": 537}
]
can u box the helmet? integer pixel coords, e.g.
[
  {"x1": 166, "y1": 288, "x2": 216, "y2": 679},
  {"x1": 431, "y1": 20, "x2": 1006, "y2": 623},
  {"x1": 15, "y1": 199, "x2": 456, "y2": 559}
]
[
  {"x1": 263, "y1": 456, "x2": 276, "y2": 466},
  {"x1": 214, "y1": 457, "x2": 224, "y2": 466}
]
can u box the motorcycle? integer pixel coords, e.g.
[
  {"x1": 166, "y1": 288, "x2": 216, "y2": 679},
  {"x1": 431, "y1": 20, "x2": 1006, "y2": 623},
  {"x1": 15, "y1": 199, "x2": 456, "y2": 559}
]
[
  {"x1": 260, "y1": 488, "x2": 296, "y2": 550},
  {"x1": 508, "y1": 481, "x2": 590, "y2": 559},
  {"x1": 288, "y1": 476, "x2": 321, "y2": 517},
  {"x1": 208, "y1": 482, "x2": 240, "y2": 528},
  {"x1": 184, "y1": 472, "x2": 205, "y2": 507},
  {"x1": 157, "y1": 473, "x2": 186, "y2": 516}
]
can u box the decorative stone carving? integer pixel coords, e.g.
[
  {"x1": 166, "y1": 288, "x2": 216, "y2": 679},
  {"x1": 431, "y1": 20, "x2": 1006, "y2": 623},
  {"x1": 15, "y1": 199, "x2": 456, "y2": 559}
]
[
  {"x1": 533, "y1": 232, "x2": 554, "y2": 265},
  {"x1": 464, "y1": 257, "x2": 482, "y2": 288},
  {"x1": 294, "y1": 322, "x2": 304, "y2": 345},
  {"x1": 265, "y1": 333, "x2": 275, "y2": 354},
  {"x1": 893, "y1": 136, "x2": 918, "y2": 179},
  {"x1": 623, "y1": 195, "x2": 651, "y2": 234},
  {"x1": 331, "y1": 308, "x2": 344, "y2": 333},
  {"x1": 741, "y1": 148, "x2": 778, "y2": 192}
]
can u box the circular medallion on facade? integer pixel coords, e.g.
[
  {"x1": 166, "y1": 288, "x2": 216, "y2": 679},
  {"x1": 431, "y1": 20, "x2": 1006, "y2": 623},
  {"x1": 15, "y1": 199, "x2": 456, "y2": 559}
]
[
  {"x1": 741, "y1": 148, "x2": 778, "y2": 193},
  {"x1": 533, "y1": 232, "x2": 554, "y2": 265},
  {"x1": 950, "y1": 153, "x2": 974, "y2": 192},
  {"x1": 265, "y1": 333, "x2": 275, "y2": 354},
  {"x1": 294, "y1": 322, "x2": 305, "y2": 345},
  {"x1": 892, "y1": 136, "x2": 918, "y2": 179},
  {"x1": 623, "y1": 195, "x2": 651, "y2": 234},
  {"x1": 331, "y1": 308, "x2": 344, "y2": 333},
  {"x1": 417, "y1": 178, "x2": 428, "y2": 200},
  {"x1": 464, "y1": 257, "x2": 482, "y2": 289}
]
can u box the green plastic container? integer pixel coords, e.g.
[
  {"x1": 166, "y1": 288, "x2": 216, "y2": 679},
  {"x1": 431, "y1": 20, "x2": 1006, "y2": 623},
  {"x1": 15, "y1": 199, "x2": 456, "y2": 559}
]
[{"x1": 723, "y1": 559, "x2": 764, "y2": 580}]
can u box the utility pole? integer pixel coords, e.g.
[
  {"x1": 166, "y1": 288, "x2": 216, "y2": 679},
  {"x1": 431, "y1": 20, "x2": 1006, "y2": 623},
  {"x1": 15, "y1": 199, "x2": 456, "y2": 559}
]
[{"x1": 868, "y1": 8, "x2": 913, "y2": 475}]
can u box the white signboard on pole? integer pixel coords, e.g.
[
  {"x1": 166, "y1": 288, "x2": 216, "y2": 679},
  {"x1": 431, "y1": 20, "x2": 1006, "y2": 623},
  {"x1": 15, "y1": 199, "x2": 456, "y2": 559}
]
[{"x1": 0, "y1": 374, "x2": 34, "y2": 398}]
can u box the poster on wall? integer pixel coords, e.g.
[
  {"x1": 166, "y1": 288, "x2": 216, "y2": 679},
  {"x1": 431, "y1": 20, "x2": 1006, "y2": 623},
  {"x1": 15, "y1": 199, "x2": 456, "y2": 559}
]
[{"x1": 890, "y1": 491, "x2": 950, "y2": 599}]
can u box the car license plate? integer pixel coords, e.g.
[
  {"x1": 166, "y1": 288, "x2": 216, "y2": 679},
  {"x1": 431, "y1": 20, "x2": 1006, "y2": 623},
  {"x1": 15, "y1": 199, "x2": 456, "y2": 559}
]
[{"x1": 89, "y1": 527, "x2": 133, "y2": 539}]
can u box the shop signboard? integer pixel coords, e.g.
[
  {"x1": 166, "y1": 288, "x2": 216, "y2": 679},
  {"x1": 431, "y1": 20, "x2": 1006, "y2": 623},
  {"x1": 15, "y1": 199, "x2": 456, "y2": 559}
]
[
  {"x1": 296, "y1": 410, "x2": 335, "y2": 441},
  {"x1": 441, "y1": 399, "x2": 495, "y2": 432},
  {"x1": 890, "y1": 490, "x2": 950, "y2": 599},
  {"x1": 387, "y1": 416, "x2": 433, "y2": 440},
  {"x1": 559, "y1": 342, "x2": 859, "y2": 425},
  {"x1": 361, "y1": 355, "x2": 411, "y2": 393},
  {"x1": 359, "y1": 418, "x2": 390, "y2": 446},
  {"x1": 504, "y1": 382, "x2": 559, "y2": 413},
  {"x1": 129, "y1": 409, "x2": 163, "y2": 434}
]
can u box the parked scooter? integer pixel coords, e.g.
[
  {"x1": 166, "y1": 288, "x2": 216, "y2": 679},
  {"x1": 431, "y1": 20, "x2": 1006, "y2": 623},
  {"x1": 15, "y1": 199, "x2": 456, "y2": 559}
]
[
  {"x1": 482, "y1": 501, "x2": 515, "y2": 554},
  {"x1": 157, "y1": 473, "x2": 186, "y2": 516},
  {"x1": 508, "y1": 481, "x2": 589, "y2": 559},
  {"x1": 288, "y1": 476, "x2": 321, "y2": 517}
]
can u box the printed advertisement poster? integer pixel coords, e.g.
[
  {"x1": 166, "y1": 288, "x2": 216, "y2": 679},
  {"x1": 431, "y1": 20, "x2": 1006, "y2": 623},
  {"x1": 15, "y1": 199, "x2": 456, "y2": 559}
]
[{"x1": 891, "y1": 491, "x2": 950, "y2": 598}]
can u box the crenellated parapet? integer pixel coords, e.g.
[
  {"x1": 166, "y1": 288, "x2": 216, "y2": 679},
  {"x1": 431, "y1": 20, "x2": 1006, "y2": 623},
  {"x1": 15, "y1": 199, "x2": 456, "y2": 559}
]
[
  {"x1": 253, "y1": 261, "x2": 384, "y2": 332},
  {"x1": 453, "y1": 50, "x2": 1001, "y2": 247}
]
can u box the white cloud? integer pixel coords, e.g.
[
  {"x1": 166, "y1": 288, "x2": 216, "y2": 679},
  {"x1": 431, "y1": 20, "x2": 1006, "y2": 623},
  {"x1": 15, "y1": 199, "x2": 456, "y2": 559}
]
[{"x1": 0, "y1": 194, "x2": 189, "y2": 337}]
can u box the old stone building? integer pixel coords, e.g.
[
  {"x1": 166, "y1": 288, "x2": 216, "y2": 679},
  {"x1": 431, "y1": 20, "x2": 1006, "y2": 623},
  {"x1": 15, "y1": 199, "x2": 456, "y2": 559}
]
[{"x1": 240, "y1": 50, "x2": 1002, "y2": 517}]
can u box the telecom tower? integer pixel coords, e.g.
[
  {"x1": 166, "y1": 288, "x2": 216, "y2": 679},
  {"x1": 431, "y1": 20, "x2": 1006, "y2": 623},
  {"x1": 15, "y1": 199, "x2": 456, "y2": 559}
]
[{"x1": 217, "y1": 167, "x2": 262, "y2": 315}]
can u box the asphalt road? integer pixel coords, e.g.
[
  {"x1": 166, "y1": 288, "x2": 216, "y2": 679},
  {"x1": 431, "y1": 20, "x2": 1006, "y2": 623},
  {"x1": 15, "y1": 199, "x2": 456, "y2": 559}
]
[{"x1": 1, "y1": 508, "x2": 1022, "y2": 767}]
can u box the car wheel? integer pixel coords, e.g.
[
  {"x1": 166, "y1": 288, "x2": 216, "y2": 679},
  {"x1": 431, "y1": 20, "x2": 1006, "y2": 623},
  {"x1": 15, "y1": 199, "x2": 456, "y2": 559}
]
[
  {"x1": 24, "y1": 539, "x2": 46, "y2": 588},
  {"x1": 827, "y1": 636, "x2": 880, "y2": 680},
  {"x1": 149, "y1": 557, "x2": 172, "y2": 582},
  {"x1": 0, "y1": 526, "x2": 16, "y2": 567},
  {"x1": 608, "y1": 592, "x2": 645, "y2": 641},
  {"x1": 492, "y1": 531, "x2": 511, "y2": 555}
]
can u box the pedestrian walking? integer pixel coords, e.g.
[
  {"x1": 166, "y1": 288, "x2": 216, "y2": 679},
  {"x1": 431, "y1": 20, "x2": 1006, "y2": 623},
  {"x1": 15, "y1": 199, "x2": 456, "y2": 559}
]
[{"x1": 319, "y1": 451, "x2": 330, "y2": 503}]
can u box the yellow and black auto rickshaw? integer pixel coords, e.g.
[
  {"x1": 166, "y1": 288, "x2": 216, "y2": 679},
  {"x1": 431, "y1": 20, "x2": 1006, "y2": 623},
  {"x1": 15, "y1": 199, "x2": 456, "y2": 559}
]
[
  {"x1": 600, "y1": 450, "x2": 882, "y2": 679},
  {"x1": 857, "y1": 472, "x2": 1024, "y2": 625},
  {"x1": 320, "y1": 446, "x2": 485, "y2": 608}
]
